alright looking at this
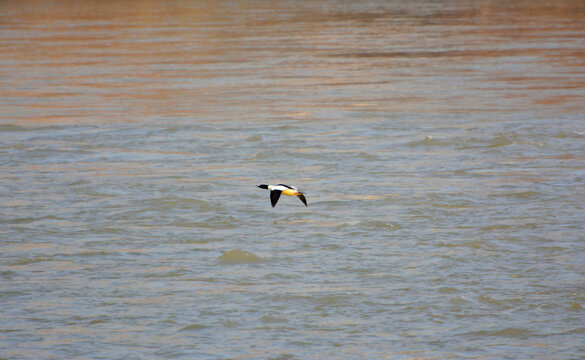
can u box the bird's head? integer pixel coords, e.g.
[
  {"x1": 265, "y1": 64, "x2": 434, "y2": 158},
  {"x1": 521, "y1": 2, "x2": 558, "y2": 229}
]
[{"x1": 257, "y1": 184, "x2": 269, "y2": 189}]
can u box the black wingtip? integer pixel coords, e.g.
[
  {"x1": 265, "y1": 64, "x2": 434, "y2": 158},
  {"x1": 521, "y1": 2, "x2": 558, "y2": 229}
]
[
  {"x1": 297, "y1": 194, "x2": 308, "y2": 207},
  {"x1": 270, "y1": 190, "x2": 282, "y2": 207}
]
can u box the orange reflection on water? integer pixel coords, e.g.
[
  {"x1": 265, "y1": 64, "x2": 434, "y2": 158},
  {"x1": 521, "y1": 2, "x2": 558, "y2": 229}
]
[{"x1": 1, "y1": 0, "x2": 584, "y2": 125}]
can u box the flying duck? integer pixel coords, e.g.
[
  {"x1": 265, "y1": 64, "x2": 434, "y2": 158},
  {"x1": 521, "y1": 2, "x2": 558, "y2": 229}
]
[{"x1": 257, "y1": 184, "x2": 308, "y2": 207}]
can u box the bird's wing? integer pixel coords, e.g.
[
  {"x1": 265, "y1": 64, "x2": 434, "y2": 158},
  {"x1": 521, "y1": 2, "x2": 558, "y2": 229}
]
[
  {"x1": 297, "y1": 194, "x2": 308, "y2": 206},
  {"x1": 270, "y1": 190, "x2": 282, "y2": 207}
]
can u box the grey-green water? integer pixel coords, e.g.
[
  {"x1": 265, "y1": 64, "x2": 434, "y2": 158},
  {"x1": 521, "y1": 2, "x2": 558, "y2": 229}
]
[{"x1": 1, "y1": 1, "x2": 585, "y2": 359}]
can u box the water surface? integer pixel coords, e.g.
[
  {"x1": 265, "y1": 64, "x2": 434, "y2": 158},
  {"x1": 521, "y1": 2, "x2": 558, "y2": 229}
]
[{"x1": 1, "y1": 1, "x2": 585, "y2": 359}]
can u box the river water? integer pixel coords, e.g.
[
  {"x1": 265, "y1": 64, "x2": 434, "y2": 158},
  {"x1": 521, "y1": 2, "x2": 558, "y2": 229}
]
[{"x1": 1, "y1": 1, "x2": 585, "y2": 359}]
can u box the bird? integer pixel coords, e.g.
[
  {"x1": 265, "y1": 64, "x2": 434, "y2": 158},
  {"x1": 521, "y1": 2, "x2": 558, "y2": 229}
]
[{"x1": 257, "y1": 184, "x2": 308, "y2": 207}]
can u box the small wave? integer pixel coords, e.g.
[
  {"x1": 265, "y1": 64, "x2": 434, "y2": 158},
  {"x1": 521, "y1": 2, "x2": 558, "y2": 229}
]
[
  {"x1": 246, "y1": 151, "x2": 275, "y2": 161},
  {"x1": 179, "y1": 323, "x2": 209, "y2": 331},
  {"x1": 489, "y1": 328, "x2": 534, "y2": 338},
  {"x1": 560, "y1": 327, "x2": 585, "y2": 334},
  {"x1": 567, "y1": 302, "x2": 583, "y2": 311},
  {"x1": 4, "y1": 215, "x2": 62, "y2": 225},
  {"x1": 437, "y1": 240, "x2": 481, "y2": 249},
  {"x1": 139, "y1": 197, "x2": 217, "y2": 213},
  {"x1": 245, "y1": 134, "x2": 262, "y2": 142},
  {"x1": 260, "y1": 314, "x2": 289, "y2": 324},
  {"x1": 0, "y1": 123, "x2": 73, "y2": 133},
  {"x1": 66, "y1": 179, "x2": 91, "y2": 187},
  {"x1": 10, "y1": 256, "x2": 53, "y2": 265},
  {"x1": 0, "y1": 124, "x2": 27, "y2": 132},
  {"x1": 408, "y1": 135, "x2": 449, "y2": 147},
  {"x1": 554, "y1": 130, "x2": 585, "y2": 138},
  {"x1": 501, "y1": 191, "x2": 542, "y2": 199},
  {"x1": 343, "y1": 220, "x2": 402, "y2": 231},
  {"x1": 195, "y1": 216, "x2": 239, "y2": 229},
  {"x1": 272, "y1": 125, "x2": 301, "y2": 131},
  {"x1": 465, "y1": 327, "x2": 534, "y2": 338},
  {"x1": 218, "y1": 249, "x2": 265, "y2": 265},
  {"x1": 488, "y1": 135, "x2": 516, "y2": 148},
  {"x1": 477, "y1": 295, "x2": 504, "y2": 307}
]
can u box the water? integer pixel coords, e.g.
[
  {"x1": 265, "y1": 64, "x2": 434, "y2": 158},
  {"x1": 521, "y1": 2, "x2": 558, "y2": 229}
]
[{"x1": 1, "y1": 1, "x2": 585, "y2": 359}]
